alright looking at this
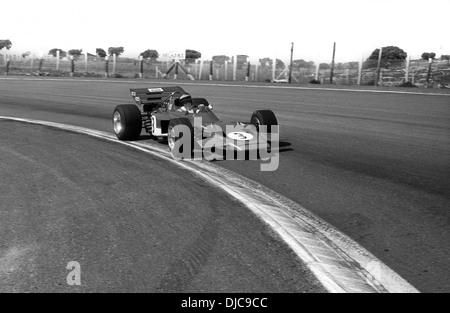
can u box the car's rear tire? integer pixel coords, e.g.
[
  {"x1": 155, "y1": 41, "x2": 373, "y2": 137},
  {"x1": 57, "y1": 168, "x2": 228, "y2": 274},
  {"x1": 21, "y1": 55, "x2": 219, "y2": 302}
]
[
  {"x1": 251, "y1": 110, "x2": 278, "y2": 134},
  {"x1": 112, "y1": 105, "x2": 142, "y2": 141},
  {"x1": 167, "y1": 118, "x2": 194, "y2": 159}
]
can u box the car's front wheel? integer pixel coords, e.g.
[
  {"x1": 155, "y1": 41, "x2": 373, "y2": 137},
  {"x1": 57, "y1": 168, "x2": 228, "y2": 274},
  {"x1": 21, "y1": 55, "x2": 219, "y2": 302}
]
[
  {"x1": 112, "y1": 105, "x2": 142, "y2": 141},
  {"x1": 167, "y1": 118, "x2": 194, "y2": 159},
  {"x1": 251, "y1": 110, "x2": 278, "y2": 134}
]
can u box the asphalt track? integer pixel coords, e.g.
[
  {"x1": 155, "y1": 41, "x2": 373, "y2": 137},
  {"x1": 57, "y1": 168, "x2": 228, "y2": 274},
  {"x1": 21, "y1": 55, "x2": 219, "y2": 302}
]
[
  {"x1": 0, "y1": 121, "x2": 327, "y2": 293},
  {"x1": 0, "y1": 78, "x2": 449, "y2": 292}
]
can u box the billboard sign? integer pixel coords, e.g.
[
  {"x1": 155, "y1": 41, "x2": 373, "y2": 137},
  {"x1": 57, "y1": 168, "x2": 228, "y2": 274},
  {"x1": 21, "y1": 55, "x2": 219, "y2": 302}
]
[{"x1": 160, "y1": 50, "x2": 186, "y2": 61}]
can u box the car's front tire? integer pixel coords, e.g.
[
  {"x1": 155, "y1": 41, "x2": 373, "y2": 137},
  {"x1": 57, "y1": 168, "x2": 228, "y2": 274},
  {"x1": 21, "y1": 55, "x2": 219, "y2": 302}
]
[
  {"x1": 251, "y1": 110, "x2": 278, "y2": 134},
  {"x1": 112, "y1": 105, "x2": 142, "y2": 141},
  {"x1": 167, "y1": 118, "x2": 194, "y2": 159}
]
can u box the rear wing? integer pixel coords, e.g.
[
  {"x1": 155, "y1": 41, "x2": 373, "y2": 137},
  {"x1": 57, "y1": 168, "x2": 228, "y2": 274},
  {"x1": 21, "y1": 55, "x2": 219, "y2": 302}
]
[{"x1": 130, "y1": 86, "x2": 187, "y2": 109}]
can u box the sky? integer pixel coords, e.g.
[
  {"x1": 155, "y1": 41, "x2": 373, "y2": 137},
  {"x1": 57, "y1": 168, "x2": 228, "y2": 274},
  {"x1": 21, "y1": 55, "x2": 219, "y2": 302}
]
[{"x1": 2, "y1": 0, "x2": 449, "y2": 64}]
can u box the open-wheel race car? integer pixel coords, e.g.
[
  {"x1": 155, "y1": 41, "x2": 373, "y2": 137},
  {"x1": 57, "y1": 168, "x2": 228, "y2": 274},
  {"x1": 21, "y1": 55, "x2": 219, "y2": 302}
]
[{"x1": 112, "y1": 86, "x2": 278, "y2": 159}]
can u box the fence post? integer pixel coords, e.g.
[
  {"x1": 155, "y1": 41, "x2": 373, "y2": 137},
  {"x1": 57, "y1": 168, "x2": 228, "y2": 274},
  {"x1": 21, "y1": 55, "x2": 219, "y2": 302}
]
[
  {"x1": 233, "y1": 55, "x2": 238, "y2": 81},
  {"x1": 5, "y1": 58, "x2": 10, "y2": 76},
  {"x1": 105, "y1": 56, "x2": 109, "y2": 78},
  {"x1": 272, "y1": 57, "x2": 276, "y2": 81},
  {"x1": 209, "y1": 60, "x2": 213, "y2": 81},
  {"x1": 315, "y1": 61, "x2": 320, "y2": 81},
  {"x1": 357, "y1": 57, "x2": 363, "y2": 85},
  {"x1": 38, "y1": 58, "x2": 44, "y2": 75},
  {"x1": 255, "y1": 62, "x2": 259, "y2": 82},
  {"x1": 426, "y1": 58, "x2": 433, "y2": 88},
  {"x1": 112, "y1": 53, "x2": 117, "y2": 76},
  {"x1": 330, "y1": 42, "x2": 336, "y2": 84},
  {"x1": 85, "y1": 51, "x2": 88, "y2": 73},
  {"x1": 198, "y1": 59, "x2": 203, "y2": 80},
  {"x1": 139, "y1": 56, "x2": 144, "y2": 79},
  {"x1": 174, "y1": 61, "x2": 179, "y2": 80},
  {"x1": 224, "y1": 60, "x2": 228, "y2": 80},
  {"x1": 405, "y1": 55, "x2": 411, "y2": 83},
  {"x1": 70, "y1": 56, "x2": 74, "y2": 77},
  {"x1": 194, "y1": 60, "x2": 198, "y2": 79},
  {"x1": 56, "y1": 50, "x2": 60, "y2": 71},
  {"x1": 375, "y1": 47, "x2": 383, "y2": 86},
  {"x1": 246, "y1": 60, "x2": 250, "y2": 82},
  {"x1": 289, "y1": 42, "x2": 294, "y2": 83}
]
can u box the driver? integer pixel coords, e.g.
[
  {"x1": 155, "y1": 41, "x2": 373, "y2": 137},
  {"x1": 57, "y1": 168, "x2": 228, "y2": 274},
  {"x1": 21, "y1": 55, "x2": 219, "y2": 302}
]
[{"x1": 177, "y1": 94, "x2": 195, "y2": 113}]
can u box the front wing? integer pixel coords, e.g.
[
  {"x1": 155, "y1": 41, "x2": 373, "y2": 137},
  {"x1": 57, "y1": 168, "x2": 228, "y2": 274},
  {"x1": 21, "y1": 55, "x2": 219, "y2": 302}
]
[{"x1": 193, "y1": 123, "x2": 271, "y2": 158}]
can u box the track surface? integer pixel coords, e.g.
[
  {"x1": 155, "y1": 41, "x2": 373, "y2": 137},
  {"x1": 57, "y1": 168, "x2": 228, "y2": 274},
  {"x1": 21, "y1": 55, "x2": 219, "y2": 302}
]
[
  {"x1": 0, "y1": 121, "x2": 324, "y2": 293},
  {"x1": 0, "y1": 78, "x2": 449, "y2": 292}
]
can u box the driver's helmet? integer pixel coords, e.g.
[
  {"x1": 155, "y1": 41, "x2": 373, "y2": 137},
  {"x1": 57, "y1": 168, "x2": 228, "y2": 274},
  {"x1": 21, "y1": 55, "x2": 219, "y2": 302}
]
[{"x1": 179, "y1": 93, "x2": 192, "y2": 107}]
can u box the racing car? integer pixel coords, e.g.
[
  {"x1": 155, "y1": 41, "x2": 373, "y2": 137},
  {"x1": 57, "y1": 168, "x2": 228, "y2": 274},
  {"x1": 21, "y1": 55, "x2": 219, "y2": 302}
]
[{"x1": 112, "y1": 86, "x2": 278, "y2": 159}]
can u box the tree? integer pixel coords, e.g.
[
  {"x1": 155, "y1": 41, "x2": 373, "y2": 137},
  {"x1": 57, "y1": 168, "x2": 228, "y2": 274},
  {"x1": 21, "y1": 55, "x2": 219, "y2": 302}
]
[
  {"x1": 345, "y1": 61, "x2": 359, "y2": 69},
  {"x1": 337, "y1": 63, "x2": 348, "y2": 70},
  {"x1": 368, "y1": 46, "x2": 407, "y2": 60},
  {"x1": 258, "y1": 57, "x2": 285, "y2": 69},
  {"x1": 232, "y1": 55, "x2": 249, "y2": 69},
  {"x1": 212, "y1": 55, "x2": 230, "y2": 67},
  {"x1": 22, "y1": 51, "x2": 31, "y2": 59},
  {"x1": 68, "y1": 49, "x2": 83, "y2": 60},
  {"x1": 441, "y1": 55, "x2": 450, "y2": 65},
  {"x1": 365, "y1": 46, "x2": 407, "y2": 68},
  {"x1": 96, "y1": 48, "x2": 107, "y2": 58},
  {"x1": 421, "y1": 52, "x2": 436, "y2": 60},
  {"x1": 259, "y1": 58, "x2": 272, "y2": 67},
  {"x1": 293, "y1": 59, "x2": 315, "y2": 69},
  {"x1": 319, "y1": 63, "x2": 331, "y2": 70},
  {"x1": 48, "y1": 48, "x2": 67, "y2": 58},
  {"x1": 185, "y1": 49, "x2": 201, "y2": 63},
  {"x1": 108, "y1": 47, "x2": 124, "y2": 57},
  {"x1": 0, "y1": 39, "x2": 12, "y2": 50},
  {"x1": 140, "y1": 49, "x2": 159, "y2": 61}
]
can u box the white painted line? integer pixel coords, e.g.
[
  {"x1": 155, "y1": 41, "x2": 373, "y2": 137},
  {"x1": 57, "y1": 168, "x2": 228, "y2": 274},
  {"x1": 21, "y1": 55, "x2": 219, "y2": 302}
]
[
  {"x1": 0, "y1": 116, "x2": 420, "y2": 293},
  {"x1": 0, "y1": 77, "x2": 449, "y2": 97},
  {"x1": 161, "y1": 81, "x2": 450, "y2": 97}
]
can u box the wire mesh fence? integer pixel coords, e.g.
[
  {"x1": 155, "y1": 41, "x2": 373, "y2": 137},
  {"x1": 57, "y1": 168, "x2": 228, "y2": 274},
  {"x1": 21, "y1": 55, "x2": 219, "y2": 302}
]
[{"x1": 1, "y1": 53, "x2": 449, "y2": 88}]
